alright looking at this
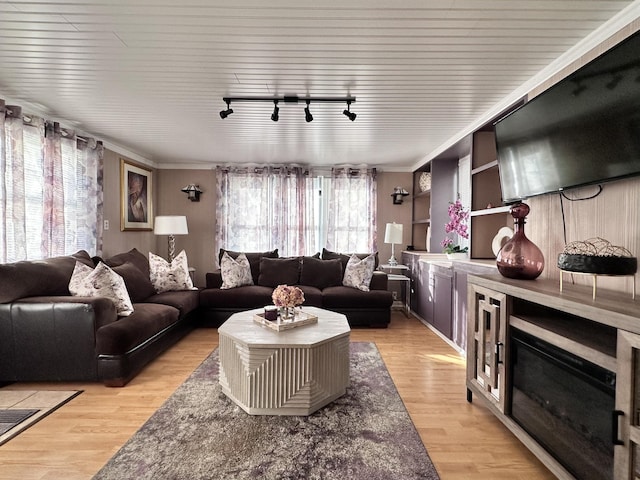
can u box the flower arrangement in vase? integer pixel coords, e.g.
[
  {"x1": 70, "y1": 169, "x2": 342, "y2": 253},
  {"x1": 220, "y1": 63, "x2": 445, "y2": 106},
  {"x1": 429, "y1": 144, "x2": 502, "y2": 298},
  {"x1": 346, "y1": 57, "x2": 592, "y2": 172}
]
[
  {"x1": 441, "y1": 198, "x2": 469, "y2": 259},
  {"x1": 272, "y1": 284, "x2": 305, "y2": 320}
]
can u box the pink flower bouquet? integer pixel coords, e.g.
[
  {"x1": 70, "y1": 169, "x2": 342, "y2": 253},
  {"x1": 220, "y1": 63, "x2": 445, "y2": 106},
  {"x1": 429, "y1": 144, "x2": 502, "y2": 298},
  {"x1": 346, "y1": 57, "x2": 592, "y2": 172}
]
[{"x1": 272, "y1": 284, "x2": 305, "y2": 308}]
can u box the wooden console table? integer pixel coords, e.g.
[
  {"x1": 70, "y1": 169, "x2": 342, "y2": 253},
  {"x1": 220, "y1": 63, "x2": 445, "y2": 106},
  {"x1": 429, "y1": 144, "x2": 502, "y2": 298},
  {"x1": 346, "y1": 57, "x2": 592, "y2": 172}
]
[{"x1": 466, "y1": 274, "x2": 640, "y2": 480}]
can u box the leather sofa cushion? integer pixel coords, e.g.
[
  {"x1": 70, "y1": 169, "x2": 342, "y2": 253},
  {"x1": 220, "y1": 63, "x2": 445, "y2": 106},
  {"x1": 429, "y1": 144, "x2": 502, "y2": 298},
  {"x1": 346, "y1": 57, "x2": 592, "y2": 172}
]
[
  {"x1": 109, "y1": 262, "x2": 156, "y2": 303},
  {"x1": 0, "y1": 250, "x2": 94, "y2": 304},
  {"x1": 104, "y1": 248, "x2": 157, "y2": 302},
  {"x1": 369, "y1": 271, "x2": 389, "y2": 291},
  {"x1": 218, "y1": 249, "x2": 278, "y2": 284},
  {"x1": 105, "y1": 248, "x2": 151, "y2": 277},
  {"x1": 96, "y1": 303, "x2": 179, "y2": 355},
  {"x1": 297, "y1": 286, "x2": 323, "y2": 307},
  {"x1": 322, "y1": 286, "x2": 393, "y2": 309},
  {"x1": 299, "y1": 257, "x2": 342, "y2": 290},
  {"x1": 206, "y1": 271, "x2": 223, "y2": 289},
  {"x1": 258, "y1": 257, "x2": 300, "y2": 287},
  {"x1": 200, "y1": 285, "x2": 273, "y2": 309},
  {"x1": 321, "y1": 248, "x2": 379, "y2": 271},
  {"x1": 146, "y1": 290, "x2": 200, "y2": 318}
]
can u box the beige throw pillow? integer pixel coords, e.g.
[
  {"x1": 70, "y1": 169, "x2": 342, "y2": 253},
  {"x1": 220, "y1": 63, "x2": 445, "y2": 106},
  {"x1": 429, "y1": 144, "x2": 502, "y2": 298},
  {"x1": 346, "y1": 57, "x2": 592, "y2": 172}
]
[
  {"x1": 148, "y1": 250, "x2": 195, "y2": 293},
  {"x1": 220, "y1": 252, "x2": 253, "y2": 289},
  {"x1": 343, "y1": 253, "x2": 376, "y2": 292},
  {"x1": 69, "y1": 261, "x2": 134, "y2": 316}
]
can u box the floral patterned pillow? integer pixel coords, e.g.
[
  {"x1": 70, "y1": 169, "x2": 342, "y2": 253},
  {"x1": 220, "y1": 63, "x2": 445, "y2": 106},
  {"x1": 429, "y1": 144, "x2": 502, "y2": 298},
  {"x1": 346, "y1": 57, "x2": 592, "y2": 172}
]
[
  {"x1": 69, "y1": 261, "x2": 134, "y2": 316},
  {"x1": 343, "y1": 253, "x2": 376, "y2": 292},
  {"x1": 220, "y1": 252, "x2": 253, "y2": 289},
  {"x1": 149, "y1": 250, "x2": 195, "y2": 293}
]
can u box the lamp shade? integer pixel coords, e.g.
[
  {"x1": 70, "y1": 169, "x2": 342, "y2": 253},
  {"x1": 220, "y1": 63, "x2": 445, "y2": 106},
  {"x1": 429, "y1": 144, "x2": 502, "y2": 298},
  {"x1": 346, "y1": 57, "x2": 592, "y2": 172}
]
[
  {"x1": 384, "y1": 223, "x2": 403, "y2": 244},
  {"x1": 154, "y1": 215, "x2": 188, "y2": 235}
]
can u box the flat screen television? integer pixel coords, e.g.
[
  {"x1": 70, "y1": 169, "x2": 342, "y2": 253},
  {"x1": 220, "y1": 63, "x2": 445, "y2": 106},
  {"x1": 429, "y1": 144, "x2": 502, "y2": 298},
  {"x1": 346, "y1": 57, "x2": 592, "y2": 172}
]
[{"x1": 495, "y1": 30, "x2": 640, "y2": 204}]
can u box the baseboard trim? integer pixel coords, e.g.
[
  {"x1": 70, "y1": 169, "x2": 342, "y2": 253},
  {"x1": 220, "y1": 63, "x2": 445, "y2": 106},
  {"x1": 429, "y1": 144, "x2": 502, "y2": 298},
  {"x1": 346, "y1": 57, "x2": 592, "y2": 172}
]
[{"x1": 409, "y1": 309, "x2": 466, "y2": 357}]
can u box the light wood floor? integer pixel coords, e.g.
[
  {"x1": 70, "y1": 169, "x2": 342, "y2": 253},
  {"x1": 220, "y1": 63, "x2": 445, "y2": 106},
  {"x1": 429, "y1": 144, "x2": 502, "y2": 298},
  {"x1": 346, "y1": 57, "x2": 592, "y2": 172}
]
[{"x1": 0, "y1": 312, "x2": 556, "y2": 480}]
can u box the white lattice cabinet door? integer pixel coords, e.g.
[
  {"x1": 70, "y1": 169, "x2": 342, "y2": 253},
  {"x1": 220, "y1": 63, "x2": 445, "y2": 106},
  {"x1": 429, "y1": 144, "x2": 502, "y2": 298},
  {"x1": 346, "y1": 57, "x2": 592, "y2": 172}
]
[
  {"x1": 466, "y1": 284, "x2": 509, "y2": 413},
  {"x1": 614, "y1": 330, "x2": 640, "y2": 480}
]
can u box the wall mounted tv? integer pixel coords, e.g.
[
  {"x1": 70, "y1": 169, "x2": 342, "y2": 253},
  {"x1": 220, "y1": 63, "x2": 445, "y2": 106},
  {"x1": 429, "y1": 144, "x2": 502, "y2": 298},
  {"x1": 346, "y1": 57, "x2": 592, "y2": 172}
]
[{"x1": 495, "y1": 30, "x2": 640, "y2": 204}]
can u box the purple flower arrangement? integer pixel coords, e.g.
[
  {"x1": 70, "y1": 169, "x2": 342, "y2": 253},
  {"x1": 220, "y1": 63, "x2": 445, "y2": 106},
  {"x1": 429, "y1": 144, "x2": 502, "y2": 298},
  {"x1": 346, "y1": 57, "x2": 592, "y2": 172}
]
[{"x1": 441, "y1": 198, "x2": 469, "y2": 254}]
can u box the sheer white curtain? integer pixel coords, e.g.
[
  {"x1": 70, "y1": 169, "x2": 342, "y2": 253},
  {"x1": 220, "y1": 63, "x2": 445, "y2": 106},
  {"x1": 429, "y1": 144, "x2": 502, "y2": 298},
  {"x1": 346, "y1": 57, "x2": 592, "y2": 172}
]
[
  {"x1": 216, "y1": 165, "x2": 378, "y2": 259},
  {"x1": 216, "y1": 166, "x2": 317, "y2": 257},
  {"x1": 326, "y1": 167, "x2": 377, "y2": 253},
  {"x1": 0, "y1": 100, "x2": 104, "y2": 263}
]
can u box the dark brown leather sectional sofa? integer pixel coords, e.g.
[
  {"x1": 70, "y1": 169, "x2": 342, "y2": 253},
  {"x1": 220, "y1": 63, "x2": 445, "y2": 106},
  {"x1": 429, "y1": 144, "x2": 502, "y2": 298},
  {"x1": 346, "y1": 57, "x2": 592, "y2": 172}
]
[
  {"x1": 199, "y1": 249, "x2": 393, "y2": 328},
  {"x1": 0, "y1": 248, "x2": 392, "y2": 386},
  {"x1": 0, "y1": 249, "x2": 198, "y2": 387}
]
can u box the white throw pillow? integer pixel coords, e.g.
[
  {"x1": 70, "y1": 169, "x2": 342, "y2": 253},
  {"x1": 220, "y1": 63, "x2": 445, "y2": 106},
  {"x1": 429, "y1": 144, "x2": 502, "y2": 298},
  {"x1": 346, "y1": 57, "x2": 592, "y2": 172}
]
[
  {"x1": 69, "y1": 261, "x2": 134, "y2": 316},
  {"x1": 220, "y1": 252, "x2": 253, "y2": 289},
  {"x1": 149, "y1": 250, "x2": 195, "y2": 293},
  {"x1": 343, "y1": 253, "x2": 376, "y2": 292}
]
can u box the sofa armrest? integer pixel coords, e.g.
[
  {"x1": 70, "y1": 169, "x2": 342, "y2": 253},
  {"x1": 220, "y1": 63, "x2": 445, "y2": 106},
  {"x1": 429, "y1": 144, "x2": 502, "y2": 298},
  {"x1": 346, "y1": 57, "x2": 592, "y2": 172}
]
[
  {"x1": 370, "y1": 271, "x2": 388, "y2": 291},
  {"x1": 0, "y1": 296, "x2": 118, "y2": 382},
  {"x1": 206, "y1": 270, "x2": 223, "y2": 289}
]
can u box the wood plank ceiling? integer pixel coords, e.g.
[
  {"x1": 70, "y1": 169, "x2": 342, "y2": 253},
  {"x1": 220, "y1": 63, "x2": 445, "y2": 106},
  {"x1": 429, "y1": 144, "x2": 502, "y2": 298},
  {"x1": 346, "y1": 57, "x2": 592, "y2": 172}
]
[{"x1": 0, "y1": 0, "x2": 637, "y2": 170}]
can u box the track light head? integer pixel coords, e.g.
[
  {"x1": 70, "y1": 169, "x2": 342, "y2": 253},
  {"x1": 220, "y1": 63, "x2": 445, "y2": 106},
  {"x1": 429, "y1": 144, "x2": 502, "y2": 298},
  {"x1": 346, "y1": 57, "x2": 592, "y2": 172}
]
[
  {"x1": 219, "y1": 100, "x2": 233, "y2": 119},
  {"x1": 271, "y1": 101, "x2": 279, "y2": 122},
  {"x1": 342, "y1": 100, "x2": 358, "y2": 122},
  {"x1": 343, "y1": 101, "x2": 357, "y2": 121},
  {"x1": 304, "y1": 101, "x2": 313, "y2": 122},
  {"x1": 343, "y1": 110, "x2": 357, "y2": 121}
]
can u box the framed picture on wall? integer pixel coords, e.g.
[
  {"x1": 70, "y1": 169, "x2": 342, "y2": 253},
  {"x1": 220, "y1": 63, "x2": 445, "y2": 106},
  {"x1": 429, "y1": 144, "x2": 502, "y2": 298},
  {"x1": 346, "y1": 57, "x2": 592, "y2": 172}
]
[{"x1": 120, "y1": 158, "x2": 153, "y2": 231}]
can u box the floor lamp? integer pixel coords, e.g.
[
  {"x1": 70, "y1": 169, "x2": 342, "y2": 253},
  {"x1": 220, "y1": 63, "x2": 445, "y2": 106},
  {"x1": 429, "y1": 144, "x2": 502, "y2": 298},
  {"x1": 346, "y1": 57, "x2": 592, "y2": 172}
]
[
  {"x1": 384, "y1": 223, "x2": 403, "y2": 266},
  {"x1": 154, "y1": 215, "x2": 188, "y2": 262}
]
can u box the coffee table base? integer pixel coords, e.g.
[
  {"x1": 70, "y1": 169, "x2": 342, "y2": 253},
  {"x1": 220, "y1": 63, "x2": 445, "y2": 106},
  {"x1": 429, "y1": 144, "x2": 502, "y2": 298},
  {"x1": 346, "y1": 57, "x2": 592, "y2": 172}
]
[{"x1": 219, "y1": 334, "x2": 350, "y2": 416}]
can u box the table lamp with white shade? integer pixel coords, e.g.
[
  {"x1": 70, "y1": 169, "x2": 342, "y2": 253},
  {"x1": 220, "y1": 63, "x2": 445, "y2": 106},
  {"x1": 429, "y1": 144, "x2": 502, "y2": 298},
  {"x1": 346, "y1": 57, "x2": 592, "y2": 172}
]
[
  {"x1": 384, "y1": 222, "x2": 403, "y2": 266},
  {"x1": 154, "y1": 215, "x2": 188, "y2": 262}
]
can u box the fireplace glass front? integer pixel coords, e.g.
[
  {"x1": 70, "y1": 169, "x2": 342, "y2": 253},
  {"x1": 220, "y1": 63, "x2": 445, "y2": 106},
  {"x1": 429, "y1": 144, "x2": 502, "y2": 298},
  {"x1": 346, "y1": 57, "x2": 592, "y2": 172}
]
[{"x1": 510, "y1": 328, "x2": 616, "y2": 480}]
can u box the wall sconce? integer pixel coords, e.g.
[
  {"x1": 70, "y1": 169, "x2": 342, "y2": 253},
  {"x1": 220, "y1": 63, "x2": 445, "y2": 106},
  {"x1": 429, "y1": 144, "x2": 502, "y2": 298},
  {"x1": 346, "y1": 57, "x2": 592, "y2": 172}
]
[
  {"x1": 391, "y1": 187, "x2": 409, "y2": 204},
  {"x1": 181, "y1": 184, "x2": 203, "y2": 202}
]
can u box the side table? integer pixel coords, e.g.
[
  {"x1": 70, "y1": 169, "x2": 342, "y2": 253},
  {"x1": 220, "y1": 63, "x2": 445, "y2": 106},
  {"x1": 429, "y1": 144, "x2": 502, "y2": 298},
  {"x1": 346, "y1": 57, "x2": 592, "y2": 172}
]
[{"x1": 380, "y1": 264, "x2": 410, "y2": 317}]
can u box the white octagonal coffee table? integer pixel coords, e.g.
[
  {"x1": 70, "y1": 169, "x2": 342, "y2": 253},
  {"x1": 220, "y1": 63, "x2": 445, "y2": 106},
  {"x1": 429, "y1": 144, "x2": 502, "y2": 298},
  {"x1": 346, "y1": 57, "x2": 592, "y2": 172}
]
[{"x1": 218, "y1": 306, "x2": 351, "y2": 415}]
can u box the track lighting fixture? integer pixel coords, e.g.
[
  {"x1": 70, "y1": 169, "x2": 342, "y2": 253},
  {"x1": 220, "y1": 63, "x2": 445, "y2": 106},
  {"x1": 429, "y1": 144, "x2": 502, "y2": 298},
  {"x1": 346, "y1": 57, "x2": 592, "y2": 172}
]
[
  {"x1": 219, "y1": 100, "x2": 233, "y2": 119},
  {"x1": 343, "y1": 100, "x2": 357, "y2": 121},
  {"x1": 218, "y1": 95, "x2": 356, "y2": 122},
  {"x1": 304, "y1": 100, "x2": 313, "y2": 123}
]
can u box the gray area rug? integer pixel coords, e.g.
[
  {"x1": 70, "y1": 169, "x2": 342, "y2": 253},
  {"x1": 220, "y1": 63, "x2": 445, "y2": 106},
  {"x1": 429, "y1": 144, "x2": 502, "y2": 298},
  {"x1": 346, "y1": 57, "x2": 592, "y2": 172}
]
[{"x1": 94, "y1": 342, "x2": 440, "y2": 480}]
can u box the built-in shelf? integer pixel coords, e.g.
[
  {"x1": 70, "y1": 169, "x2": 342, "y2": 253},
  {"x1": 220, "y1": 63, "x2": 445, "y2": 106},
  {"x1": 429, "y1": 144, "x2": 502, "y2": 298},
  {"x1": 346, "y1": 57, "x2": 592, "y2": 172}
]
[
  {"x1": 413, "y1": 218, "x2": 431, "y2": 225},
  {"x1": 470, "y1": 205, "x2": 511, "y2": 217},
  {"x1": 471, "y1": 159, "x2": 498, "y2": 175},
  {"x1": 414, "y1": 190, "x2": 431, "y2": 198}
]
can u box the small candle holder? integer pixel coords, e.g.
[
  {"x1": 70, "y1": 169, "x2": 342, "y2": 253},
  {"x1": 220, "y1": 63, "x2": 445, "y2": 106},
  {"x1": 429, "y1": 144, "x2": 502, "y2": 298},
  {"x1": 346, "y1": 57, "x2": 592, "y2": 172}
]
[{"x1": 264, "y1": 305, "x2": 278, "y2": 322}]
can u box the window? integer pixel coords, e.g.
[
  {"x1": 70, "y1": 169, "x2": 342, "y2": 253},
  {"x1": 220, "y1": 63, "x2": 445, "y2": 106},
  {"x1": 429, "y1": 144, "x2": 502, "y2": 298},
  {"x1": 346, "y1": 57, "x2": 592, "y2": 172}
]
[
  {"x1": 0, "y1": 105, "x2": 103, "y2": 263},
  {"x1": 216, "y1": 166, "x2": 377, "y2": 258}
]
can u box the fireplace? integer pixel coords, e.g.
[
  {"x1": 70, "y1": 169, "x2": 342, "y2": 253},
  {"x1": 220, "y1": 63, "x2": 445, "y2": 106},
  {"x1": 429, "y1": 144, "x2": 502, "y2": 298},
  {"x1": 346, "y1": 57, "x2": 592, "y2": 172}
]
[{"x1": 510, "y1": 328, "x2": 616, "y2": 480}]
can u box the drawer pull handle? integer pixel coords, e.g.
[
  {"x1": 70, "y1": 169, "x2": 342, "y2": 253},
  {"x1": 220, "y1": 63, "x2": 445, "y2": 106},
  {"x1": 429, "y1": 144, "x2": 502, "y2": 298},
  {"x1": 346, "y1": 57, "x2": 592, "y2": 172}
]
[
  {"x1": 496, "y1": 342, "x2": 504, "y2": 365},
  {"x1": 612, "y1": 410, "x2": 624, "y2": 446}
]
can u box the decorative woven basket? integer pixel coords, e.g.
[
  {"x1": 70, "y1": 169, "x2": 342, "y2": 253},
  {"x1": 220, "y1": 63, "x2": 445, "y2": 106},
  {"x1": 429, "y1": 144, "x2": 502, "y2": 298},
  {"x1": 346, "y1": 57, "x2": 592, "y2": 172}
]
[
  {"x1": 418, "y1": 172, "x2": 431, "y2": 192},
  {"x1": 557, "y1": 253, "x2": 637, "y2": 275},
  {"x1": 557, "y1": 237, "x2": 637, "y2": 275}
]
